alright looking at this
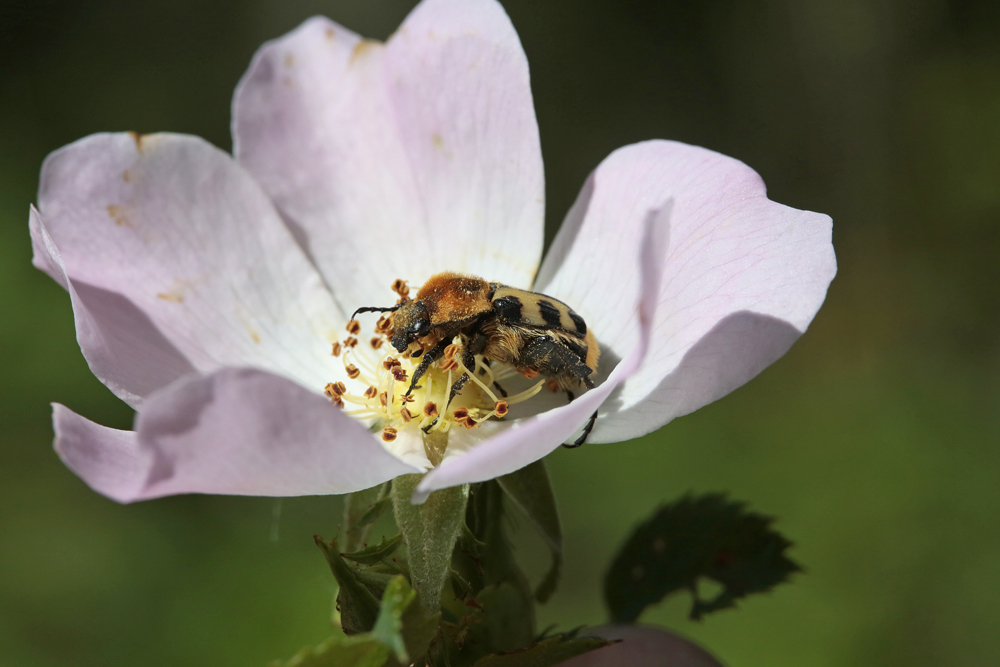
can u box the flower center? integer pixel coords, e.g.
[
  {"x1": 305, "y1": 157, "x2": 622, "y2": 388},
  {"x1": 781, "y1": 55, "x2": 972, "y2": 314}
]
[{"x1": 323, "y1": 292, "x2": 546, "y2": 464}]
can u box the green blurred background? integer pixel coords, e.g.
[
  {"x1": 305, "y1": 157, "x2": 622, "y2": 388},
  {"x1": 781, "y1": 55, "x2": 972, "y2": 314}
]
[{"x1": 2, "y1": 0, "x2": 998, "y2": 665}]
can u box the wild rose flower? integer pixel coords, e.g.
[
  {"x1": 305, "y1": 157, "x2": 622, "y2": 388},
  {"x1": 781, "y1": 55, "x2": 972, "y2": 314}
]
[{"x1": 30, "y1": 0, "x2": 835, "y2": 505}]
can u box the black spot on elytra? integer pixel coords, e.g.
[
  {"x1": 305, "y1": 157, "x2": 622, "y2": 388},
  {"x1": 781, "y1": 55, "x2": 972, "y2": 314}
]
[
  {"x1": 538, "y1": 299, "x2": 562, "y2": 327},
  {"x1": 493, "y1": 295, "x2": 523, "y2": 323},
  {"x1": 568, "y1": 310, "x2": 587, "y2": 334}
]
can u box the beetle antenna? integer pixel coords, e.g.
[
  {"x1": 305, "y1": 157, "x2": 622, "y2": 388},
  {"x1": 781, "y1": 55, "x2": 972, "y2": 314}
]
[{"x1": 351, "y1": 304, "x2": 402, "y2": 321}]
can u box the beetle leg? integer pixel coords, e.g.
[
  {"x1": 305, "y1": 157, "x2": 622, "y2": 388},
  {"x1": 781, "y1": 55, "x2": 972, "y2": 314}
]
[
  {"x1": 562, "y1": 409, "x2": 598, "y2": 448},
  {"x1": 519, "y1": 335, "x2": 594, "y2": 389},
  {"x1": 405, "y1": 338, "x2": 449, "y2": 396},
  {"x1": 443, "y1": 334, "x2": 488, "y2": 410}
]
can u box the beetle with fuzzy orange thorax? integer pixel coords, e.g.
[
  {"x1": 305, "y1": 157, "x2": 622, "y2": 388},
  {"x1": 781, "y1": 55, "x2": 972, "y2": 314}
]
[{"x1": 352, "y1": 272, "x2": 601, "y2": 446}]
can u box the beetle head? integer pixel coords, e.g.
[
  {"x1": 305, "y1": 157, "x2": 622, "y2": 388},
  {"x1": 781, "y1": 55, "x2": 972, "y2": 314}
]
[{"x1": 390, "y1": 300, "x2": 431, "y2": 352}]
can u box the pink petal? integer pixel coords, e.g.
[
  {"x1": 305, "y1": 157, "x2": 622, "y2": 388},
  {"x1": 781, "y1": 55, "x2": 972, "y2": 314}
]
[
  {"x1": 535, "y1": 141, "x2": 836, "y2": 442},
  {"x1": 55, "y1": 368, "x2": 420, "y2": 503},
  {"x1": 232, "y1": 0, "x2": 544, "y2": 311},
  {"x1": 32, "y1": 207, "x2": 196, "y2": 408},
  {"x1": 53, "y1": 404, "x2": 153, "y2": 503},
  {"x1": 413, "y1": 203, "x2": 671, "y2": 503},
  {"x1": 558, "y1": 625, "x2": 724, "y2": 667},
  {"x1": 36, "y1": 133, "x2": 346, "y2": 402}
]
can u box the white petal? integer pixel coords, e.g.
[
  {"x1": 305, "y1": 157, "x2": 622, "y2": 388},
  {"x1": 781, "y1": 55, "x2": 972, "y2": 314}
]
[
  {"x1": 387, "y1": 428, "x2": 434, "y2": 472},
  {"x1": 53, "y1": 404, "x2": 153, "y2": 503},
  {"x1": 32, "y1": 207, "x2": 196, "y2": 407},
  {"x1": 78, "y1": 367, "x2": 418, "y2": 502},
  {"x1": 232, "y1": 0, "x2": 544, "y2": 312},
  {"x1": 36, "y1": 133, "x2": 346, "y2": 401},
  {"x1": 133, "y1": 368, "x2": 419, "y2": 499},
  {"x1": 535, "y1": 141, "x2": 836, "y2": 442}
]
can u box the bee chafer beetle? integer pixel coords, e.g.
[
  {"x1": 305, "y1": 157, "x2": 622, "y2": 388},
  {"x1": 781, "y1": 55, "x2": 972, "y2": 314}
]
[{"x1": 352, "y1": 272, "x2": 601, "y2": 447}]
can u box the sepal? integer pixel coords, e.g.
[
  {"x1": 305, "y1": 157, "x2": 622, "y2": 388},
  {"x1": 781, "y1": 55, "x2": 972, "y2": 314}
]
[
  {"x1": 315, "y1": 535, "x2": 383, "y2": 634},
  {"x1": 391, "y1": 473, "x2": 470, "y2": 612},
  {"x1": 344, "y1": 483, "x2": 392, "y2": 552}
]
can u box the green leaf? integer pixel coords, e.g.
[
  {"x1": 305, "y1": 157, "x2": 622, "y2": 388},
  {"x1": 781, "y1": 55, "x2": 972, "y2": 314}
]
[
  {"x1": 344, "y1": 484, "x2": 391, "y2": 552},
  {"x1": 604, "y1": 493, "x2": 802, "y2": 622},
  {"x1": 395, "y1": 586, "x2": 441, "y2": 665},
  {"x1": 371, "y1": 576, "x2": 417, "y2": 663},
  {"x1": 469, "y1": 633, "x2": 614, "y2": 667},
  {"x1": 497, "y1": 460, "x2": 563, "y2": 603},
  {"x1": 273, "y1": 576, "x2": 439, "y2": 667},
  {"x1": 342, "y1": 534, "x2": 403, "y2": 566},
  {"x1": 391, "y1": 472, "x2": 470, "y2": 613},
  {"x1": 269, "y1": 634, "x2": 388, "y2": 667},
  {"x1": 315, "y1": 535, "x2": 381, "y2": 634}
]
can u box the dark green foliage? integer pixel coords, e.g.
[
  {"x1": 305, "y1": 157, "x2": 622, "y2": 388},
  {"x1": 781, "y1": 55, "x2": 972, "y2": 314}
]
[
  {"x1": 344, "y1": 484, "x2": 393, "y2": 552},
  {"x1": 497, "y1": 461, "x2": 563, "y2": 603},
  {"x1": 605, "y1": 493, "x2": 801, "y2": 622},
  {"x1": 452, "y1": 482, "x2": 537, "y2": 655},
  {"x1": 309, "y1": 480, "x2": 610, "y2": 666}
]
